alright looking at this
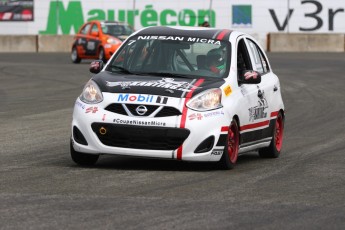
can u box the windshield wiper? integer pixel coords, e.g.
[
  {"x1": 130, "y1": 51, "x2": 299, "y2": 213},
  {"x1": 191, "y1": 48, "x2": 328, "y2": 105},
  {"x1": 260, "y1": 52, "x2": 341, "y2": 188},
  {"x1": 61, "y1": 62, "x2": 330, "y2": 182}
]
[{"x1": 111, "y1": 66, "x2": 133, "y2": 74}]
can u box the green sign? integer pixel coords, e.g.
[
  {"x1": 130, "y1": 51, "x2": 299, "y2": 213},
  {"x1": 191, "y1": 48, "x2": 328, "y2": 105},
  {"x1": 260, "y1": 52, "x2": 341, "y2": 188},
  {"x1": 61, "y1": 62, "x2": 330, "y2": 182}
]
[{"x1": 40, "y1": 1, "x2": 216, "y2": 34}]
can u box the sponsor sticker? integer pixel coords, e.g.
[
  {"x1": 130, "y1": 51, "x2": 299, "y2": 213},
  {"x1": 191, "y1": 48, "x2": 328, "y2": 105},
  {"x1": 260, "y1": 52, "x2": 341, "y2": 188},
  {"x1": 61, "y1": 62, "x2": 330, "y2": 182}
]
[
  {"x1": 116, "y1": 94, "x2": 168, "y2": 104},
  {"x1": 188, "y1": 113, "x2": 203, "y2": 120},
  {"x1": 138, "y1": 36, "x2": 222, "y2": 45},
  {"x1": 85, "y1": 107, "x2": 98, "y2": 113},
  {"x1": 113, "y1": 119, "x2": 166, "y2": 127},
  {"x1": 204, "y1": 110, "x2": 224, "y2": 118},
  {"x1": 75, "y1": 101, "x2": 85, "y2": 109},
  {"x1": 188, "y1": 110, "x2": 224, "y2": 120},
  {"x1": 107, "y1": 78, "x2": 200, "y2": 92},
  {"x1": 223, "y1": 85, "x2": 232, "y2": 96},
  {"x1": 248, "y1": 90, "x2": 268, "y2": 121},
  {"x1": 211, "y1": 150, "x2": 223, "y2": 155},
  {"x1": 87, "y1": 41, "x2": 95, "y2": 50}
]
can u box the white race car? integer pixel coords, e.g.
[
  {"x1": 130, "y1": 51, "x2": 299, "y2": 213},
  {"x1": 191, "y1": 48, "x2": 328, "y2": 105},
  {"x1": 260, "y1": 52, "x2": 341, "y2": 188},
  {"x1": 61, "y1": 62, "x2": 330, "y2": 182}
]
[{"x1": 71, "y1": 26, "x2": 285, "y2": 169}]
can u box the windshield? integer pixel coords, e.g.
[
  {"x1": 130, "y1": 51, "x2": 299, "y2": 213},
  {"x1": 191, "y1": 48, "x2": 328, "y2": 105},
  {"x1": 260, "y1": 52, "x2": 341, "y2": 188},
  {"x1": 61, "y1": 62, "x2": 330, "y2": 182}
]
[
  {"x1": 106, "y1": 35, "x2": 231, "y2": 78},
  {"x1": 101, "y1": 24, "x2": 134, "y2": 36}
]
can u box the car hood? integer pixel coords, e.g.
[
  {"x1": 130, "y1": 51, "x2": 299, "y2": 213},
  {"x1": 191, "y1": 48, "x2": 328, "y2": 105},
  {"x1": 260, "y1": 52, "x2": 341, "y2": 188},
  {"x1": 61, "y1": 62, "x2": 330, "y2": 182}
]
[{"x1": 93, "y1": 71, "x2": 225, "y2": 98}]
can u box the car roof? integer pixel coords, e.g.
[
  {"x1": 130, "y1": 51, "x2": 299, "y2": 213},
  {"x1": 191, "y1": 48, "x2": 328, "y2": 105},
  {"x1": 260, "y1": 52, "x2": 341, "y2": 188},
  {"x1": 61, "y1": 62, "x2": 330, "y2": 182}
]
[{"x1": 90, "y1": 20, "x2": 130, "y2": 25}]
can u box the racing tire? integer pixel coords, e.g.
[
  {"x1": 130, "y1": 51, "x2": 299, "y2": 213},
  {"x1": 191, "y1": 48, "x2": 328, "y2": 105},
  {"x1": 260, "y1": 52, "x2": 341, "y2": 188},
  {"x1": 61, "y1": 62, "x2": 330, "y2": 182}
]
[
  {"x1": 71, "y1": 46, "x2": 81, "y2": 64},
  {"x1": 259, "y1": 111, "x2": 284, "y2": 158},
  {"x1": 70, "y1": 140, "x2": 99, "y2": 166},
  {"x1": 98, "y1": 47, "x2": 106, "y2": 63},
  {"x1": 218, "y1": 119, "x2": 240, "y2": 170}
]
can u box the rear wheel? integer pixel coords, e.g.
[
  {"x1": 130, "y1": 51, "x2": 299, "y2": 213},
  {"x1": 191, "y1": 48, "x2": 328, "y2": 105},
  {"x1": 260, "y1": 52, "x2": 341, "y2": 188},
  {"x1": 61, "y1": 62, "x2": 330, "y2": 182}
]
[
  {"x1": 259, "y1": 111, "x2": 284, "y2": 158},
  {"x1": 218, "y1": 119, "x2": 240, "y2": 170},
  {"x1": 98, "y1": 47, "x2": 106, "y2": 62},
  {"x1": 70, "y1": 140, "x2": 99, "y2": 166},
  {"x1": 71, "y1": 46, "x2": 81, "y2": 63}
]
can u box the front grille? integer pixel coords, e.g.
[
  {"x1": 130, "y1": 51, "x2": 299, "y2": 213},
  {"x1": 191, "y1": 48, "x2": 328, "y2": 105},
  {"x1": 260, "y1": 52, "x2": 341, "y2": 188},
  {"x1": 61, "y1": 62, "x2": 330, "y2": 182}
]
[
  {"x1": 104, "y1": 103, "x2": 181, "y2": 117},
  {"x1": 126, "y1": 104, "x2": 158, "y2": 116},
  {"x1": 105, "y1": 104, "x2": 127, "y2": 115},
  {"x1": 91, "y1": 123, "x2": 190, "y2": 150},
  {"x1": 155, "y1": 106, "x2": 181, "y2": 117}
]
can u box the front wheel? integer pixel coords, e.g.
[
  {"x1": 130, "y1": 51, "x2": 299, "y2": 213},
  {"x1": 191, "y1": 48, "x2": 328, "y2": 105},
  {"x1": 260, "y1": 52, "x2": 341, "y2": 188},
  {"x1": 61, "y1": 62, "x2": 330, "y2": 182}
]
[
  {"x1": 218, "y1": 119, "x2": 240, "y2": 170},
  {"x1": 71, "y1": 47, "x2": 81, "y2": 63},
  {"x1": 70, "y1": 140, "x2": 99, "y2": 166},
  {"x1": 259, "y1": 111, "x2": 284, "y2": 158}
]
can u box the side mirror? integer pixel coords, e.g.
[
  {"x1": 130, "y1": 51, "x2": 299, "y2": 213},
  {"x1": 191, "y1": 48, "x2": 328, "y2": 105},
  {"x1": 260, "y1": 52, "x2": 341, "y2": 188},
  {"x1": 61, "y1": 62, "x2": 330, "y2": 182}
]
[
  {"x1": 89, "y1": 60, "x2": 104, "y2": 74},
  {"x1": 239, "y1": 70, "x2": 261, "y2": 84},
  {"x1": 91, "y1": 31, "x2": 99, "y2": 37}
]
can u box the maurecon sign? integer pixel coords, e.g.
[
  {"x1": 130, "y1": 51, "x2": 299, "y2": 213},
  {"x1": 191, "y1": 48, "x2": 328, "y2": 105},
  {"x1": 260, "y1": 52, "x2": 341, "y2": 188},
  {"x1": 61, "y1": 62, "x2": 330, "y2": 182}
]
[
  {"x1": 39, "y1": 2, "x2": 215, "y2": 34},
  {"x1": 1, "y1": 0, "x2": 345, "y2": 46}
]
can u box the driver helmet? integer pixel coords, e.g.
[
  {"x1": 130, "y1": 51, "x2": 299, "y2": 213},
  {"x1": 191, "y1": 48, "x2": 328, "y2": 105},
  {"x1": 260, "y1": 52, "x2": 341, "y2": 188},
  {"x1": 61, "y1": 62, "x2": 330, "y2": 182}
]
[{"x1": 207, "y1": 48, "x2": 225, "y2": 72}]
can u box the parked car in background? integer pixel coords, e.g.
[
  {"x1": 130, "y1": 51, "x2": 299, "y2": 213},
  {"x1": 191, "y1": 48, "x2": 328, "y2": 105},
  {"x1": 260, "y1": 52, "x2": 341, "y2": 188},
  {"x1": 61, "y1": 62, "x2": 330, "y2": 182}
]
[{"x1": 71, "y1": 20, "x2": 134, "y2": 63}]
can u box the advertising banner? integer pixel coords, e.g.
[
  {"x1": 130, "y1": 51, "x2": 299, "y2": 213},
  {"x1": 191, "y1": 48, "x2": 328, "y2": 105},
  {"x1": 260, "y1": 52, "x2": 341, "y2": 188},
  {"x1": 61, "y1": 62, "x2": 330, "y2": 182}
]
[
  {"x1": 1, "y1": 0, "x2": 345, "y2": 46},
  {"x1": 0, "y1": 0, "x2": 33, "y2": 21}
]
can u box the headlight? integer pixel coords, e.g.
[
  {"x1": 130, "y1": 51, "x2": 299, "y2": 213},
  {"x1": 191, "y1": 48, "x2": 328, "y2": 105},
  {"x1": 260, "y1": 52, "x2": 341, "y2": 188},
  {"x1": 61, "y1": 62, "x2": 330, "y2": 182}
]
[
  {"x1": 186, "y1": 88, "x2": 222, "y2": 111},
  {"x1": 80, "y1": 80, "x2": 103, "y2": 104},
  {"x1": 107, "y1": 38, "x2": 121, "y2": 44}
]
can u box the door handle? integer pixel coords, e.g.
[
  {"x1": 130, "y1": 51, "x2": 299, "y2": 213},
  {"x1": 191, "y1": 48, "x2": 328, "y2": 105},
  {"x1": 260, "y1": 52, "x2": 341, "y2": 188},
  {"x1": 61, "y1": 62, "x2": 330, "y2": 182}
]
[{"x1": 273, "y1": 85, "x2": 278, "y2": 92}]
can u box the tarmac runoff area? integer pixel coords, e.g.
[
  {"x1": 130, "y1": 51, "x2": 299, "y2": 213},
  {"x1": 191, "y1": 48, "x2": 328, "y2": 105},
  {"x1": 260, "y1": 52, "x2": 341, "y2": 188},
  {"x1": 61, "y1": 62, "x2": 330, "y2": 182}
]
[{"x1": 0, "y1": 53, "x2": 345, "y2": 229}]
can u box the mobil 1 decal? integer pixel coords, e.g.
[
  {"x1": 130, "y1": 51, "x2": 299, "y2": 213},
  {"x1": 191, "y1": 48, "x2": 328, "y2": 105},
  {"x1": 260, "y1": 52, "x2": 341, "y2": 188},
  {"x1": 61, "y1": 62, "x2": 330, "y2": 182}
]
[
  {"x1": 249, "y1": 87, "x2": 268, "y2": 122},
  {"x1": 116, "y1": 94, "x2": 168, "y2": 104}
]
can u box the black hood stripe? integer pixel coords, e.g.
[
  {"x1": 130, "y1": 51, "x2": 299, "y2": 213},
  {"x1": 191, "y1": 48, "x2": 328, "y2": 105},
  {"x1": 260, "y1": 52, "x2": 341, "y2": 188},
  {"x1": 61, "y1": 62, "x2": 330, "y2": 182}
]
[{"x1": 93, "y1": 72, "x2": 225, "y2": 98}]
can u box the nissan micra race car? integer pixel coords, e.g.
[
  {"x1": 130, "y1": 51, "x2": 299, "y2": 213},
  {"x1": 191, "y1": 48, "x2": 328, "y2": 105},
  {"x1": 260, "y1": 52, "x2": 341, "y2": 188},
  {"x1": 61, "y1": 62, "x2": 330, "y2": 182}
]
[{"x1": 71, "y1": 26, "x2": 285, "y2": 169}]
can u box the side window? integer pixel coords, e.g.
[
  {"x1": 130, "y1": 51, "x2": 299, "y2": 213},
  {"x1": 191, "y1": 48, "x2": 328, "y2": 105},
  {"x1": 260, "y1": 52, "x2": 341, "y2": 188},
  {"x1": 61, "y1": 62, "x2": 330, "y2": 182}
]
[
  {"x1": 113, "y1": 40, "x2": 152, "y2": 71},
  {"x1": 90, "y1": 24, "x2": 99, "y2": 34},
  {"x1": 247, "y1": 39, "x2": 270, "y2": 74},
  {"x1": 80, "y1": 24, "x2": 91, "y2": 35},
  {"x1": 258, "y1": 48, "x2": 269, "y2": 73},
  {"x1": 237, "y1": 38, "x2": 252, "y2": 78}
]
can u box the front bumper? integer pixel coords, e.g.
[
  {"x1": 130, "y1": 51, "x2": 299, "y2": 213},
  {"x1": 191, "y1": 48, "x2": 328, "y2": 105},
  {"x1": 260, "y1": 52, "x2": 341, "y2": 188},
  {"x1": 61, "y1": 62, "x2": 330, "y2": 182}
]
[{"x1": 72, "y1": 94, "x2": 230, "y2": 162}]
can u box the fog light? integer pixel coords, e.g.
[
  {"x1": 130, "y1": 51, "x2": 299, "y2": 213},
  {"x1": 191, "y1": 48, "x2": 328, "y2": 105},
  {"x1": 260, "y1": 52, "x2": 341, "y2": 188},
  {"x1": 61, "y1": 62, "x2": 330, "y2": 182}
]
[{"x1": 99, "y1": 127, "x2": 107, "y2": 135}]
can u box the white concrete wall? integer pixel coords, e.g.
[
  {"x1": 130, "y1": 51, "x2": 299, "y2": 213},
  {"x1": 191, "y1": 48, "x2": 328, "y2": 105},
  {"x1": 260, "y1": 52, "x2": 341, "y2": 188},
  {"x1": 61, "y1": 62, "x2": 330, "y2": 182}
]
[{"x1": 269, "y1": 33, "x2": 344, "y2": 52}]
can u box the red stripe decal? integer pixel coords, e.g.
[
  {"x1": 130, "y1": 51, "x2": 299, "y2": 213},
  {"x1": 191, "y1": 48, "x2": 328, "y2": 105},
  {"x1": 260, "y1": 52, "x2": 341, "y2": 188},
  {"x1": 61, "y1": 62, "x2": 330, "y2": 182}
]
[
  {"x1": 177, "y1": 79, "x2": 205, "y2": 160},
  {"x1": 270, "y1": 111, "x2": 279, "y2": 117},
  {"x1": 240, "y1": 120, "x2": 270, "y2": 132},
  {"x1": 216, "y1": 30, "x2": 229, "y2": 40},
  {"x1": 221, "y1": 126, "x2": 229, "y2": 132}
]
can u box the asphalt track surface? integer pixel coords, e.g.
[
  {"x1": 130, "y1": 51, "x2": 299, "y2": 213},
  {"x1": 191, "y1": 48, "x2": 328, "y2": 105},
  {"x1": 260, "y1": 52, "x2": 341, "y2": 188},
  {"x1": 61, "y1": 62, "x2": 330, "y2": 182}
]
[{"x1": 0, "y1": 53, "x2": 345, "y2": 230}]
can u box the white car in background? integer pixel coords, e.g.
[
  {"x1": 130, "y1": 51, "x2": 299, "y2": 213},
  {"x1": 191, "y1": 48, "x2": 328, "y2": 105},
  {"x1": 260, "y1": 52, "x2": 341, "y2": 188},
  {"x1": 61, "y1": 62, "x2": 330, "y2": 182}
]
[{"x1": 71, "y1": 26, "x2": 285, "y2": 169}]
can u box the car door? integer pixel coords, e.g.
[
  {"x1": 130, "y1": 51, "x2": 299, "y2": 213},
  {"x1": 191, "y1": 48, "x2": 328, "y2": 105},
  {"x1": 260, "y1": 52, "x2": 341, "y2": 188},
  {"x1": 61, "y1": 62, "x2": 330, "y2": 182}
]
[
  {"x1": 245, "y1": 37, "x2": 277, "y2": 140},
  {"x1": 75, "y1": 23, "x2": 92, "y2": 57},
  {"x1": 84, "y1": 22, "x2": 101, "y2": 56},
  {"x1": 236, "y1": 37, "x2": 265, "y2": 145}
]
